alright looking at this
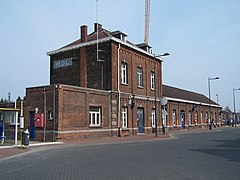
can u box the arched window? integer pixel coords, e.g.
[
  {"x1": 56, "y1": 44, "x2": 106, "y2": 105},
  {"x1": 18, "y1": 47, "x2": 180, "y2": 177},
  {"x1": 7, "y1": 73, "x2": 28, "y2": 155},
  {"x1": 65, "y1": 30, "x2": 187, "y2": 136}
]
[
  {"x1": 137, "y1": 67, "x2": 143, "y2": 87},
  {"x1": 206, "y1": 112, "x2": 209, "y2": 124},
  {"x1": 194, "y1": 111, "x2": 198, "y2": 124},
  {"x1": 188, "y1": 111, "x2": 191, "y2": 125},
  {"x1": 172, "y1": 109, "x2": 177, "y2": 126},
  {"x1": 200, "y1": 111, "x2": 203, "y2": 124},
  {"x1": 121, "y1": 62, "x2": 127, "y2": 84}
]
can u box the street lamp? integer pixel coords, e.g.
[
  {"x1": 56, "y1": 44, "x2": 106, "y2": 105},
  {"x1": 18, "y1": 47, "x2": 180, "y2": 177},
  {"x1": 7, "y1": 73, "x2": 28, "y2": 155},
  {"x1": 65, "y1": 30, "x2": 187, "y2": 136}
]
[
  {"x1": 208, "y1": 77, "x2": 219, "y2": 130},
  {"x1": 154, "y1": 52, "x2": 170, "y2": 137},
  {"x1": 233, "y1": 88, "x2": 240, "y2": 127}
]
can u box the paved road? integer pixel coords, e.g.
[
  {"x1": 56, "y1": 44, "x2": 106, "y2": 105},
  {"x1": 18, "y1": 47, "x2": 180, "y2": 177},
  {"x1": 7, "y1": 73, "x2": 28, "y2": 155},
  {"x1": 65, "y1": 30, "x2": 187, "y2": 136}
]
[{"x1": 0, "y1": 128, "x2": 239, "y2": 180}]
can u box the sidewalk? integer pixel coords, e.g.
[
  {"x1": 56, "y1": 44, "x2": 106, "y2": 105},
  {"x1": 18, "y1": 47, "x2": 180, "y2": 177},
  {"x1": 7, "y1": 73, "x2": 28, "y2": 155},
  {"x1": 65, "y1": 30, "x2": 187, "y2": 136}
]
[
  {"x1": 0, "y1": 133, "x2": 171, "y2": 160},
  {"x1": 0, "y1": 126, "x2": 225, "y2": 160}
]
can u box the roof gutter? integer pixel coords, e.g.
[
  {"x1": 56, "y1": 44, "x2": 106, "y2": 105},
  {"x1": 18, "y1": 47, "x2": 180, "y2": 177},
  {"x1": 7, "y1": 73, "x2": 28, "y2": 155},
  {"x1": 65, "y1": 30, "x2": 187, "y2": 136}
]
[
  {"x1": 46, "y1": 37, "x2": 162, "y2": 61},
  {"x1": 166, "y1": 97, "x2": 222, "y2": 108}
]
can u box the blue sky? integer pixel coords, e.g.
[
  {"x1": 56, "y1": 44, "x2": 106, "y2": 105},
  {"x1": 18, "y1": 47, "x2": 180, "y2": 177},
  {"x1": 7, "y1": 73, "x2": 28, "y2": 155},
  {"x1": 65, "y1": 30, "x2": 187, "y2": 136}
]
[{"x1": 1, "y1": 0, "x2": 240, "y2": 111}]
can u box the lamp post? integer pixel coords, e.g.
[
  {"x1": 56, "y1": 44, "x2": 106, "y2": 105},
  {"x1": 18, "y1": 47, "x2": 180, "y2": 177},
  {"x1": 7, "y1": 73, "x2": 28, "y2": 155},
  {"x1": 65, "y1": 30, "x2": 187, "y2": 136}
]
[
  {"x1": 208, "y1": 77, "x2": 219, "y2": 130},
  {"x1": 154, "y1": 53, "x2": 170, "y2": 137},
  {"x1": 233, "y1": 88, "x2": 240, "y2": 127}
]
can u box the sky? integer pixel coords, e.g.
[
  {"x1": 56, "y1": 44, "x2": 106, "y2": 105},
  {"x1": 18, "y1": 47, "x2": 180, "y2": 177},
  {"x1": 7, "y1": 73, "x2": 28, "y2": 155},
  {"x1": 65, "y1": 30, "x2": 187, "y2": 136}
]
[{"x1": 1, "y1": 0, "x2": 240, "y2": 111}]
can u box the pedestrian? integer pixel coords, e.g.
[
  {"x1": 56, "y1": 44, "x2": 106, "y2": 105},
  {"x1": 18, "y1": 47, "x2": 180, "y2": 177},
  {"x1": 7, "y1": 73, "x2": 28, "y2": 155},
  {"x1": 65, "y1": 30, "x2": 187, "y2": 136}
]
[
  {"x1": 231, "y1": 119, "x2": 233, "y2": 127},
  {"x1": 209, "y1": 119, "x2": 212, "y2": 130},
  {"x1": 213, "y1": 119, "x2": 216, "y2": 128}
]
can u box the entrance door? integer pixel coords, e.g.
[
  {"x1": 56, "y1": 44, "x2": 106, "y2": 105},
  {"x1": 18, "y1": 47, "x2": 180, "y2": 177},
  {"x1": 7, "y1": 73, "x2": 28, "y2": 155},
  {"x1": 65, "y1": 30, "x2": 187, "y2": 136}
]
[
  {"x1": 137, "y1": 108, "x2": 144, "y2": 133},
  {"x1": 181, "y1": 111, "x2": 185, "y2": 129},
  {"x1": 30, "y1": 112, "x2": 35, "y2": 138}
]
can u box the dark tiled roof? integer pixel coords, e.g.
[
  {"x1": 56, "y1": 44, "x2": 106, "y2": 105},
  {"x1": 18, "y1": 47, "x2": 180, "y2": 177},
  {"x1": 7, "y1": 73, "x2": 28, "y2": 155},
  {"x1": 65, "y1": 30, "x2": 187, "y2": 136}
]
[
  {"x1": 62, "y1": 29, "x2": 111, "y2": 49},
  {"x1": 162, "y1": 84, "x2": 219, "y2": 106}
]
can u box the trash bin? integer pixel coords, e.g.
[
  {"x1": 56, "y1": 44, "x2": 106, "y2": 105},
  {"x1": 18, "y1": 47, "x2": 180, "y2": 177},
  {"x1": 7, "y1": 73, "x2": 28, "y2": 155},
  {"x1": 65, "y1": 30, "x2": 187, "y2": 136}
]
[{"x1": 22, "y1": 130, "x2": 30, "y2": 146}]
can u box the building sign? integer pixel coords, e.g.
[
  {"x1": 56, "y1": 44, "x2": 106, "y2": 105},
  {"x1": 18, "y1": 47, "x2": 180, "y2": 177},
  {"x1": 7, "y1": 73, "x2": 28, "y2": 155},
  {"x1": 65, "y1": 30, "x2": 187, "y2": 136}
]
[{"x1": 54, "y1": 58, "x2": 72, "y2": 69}]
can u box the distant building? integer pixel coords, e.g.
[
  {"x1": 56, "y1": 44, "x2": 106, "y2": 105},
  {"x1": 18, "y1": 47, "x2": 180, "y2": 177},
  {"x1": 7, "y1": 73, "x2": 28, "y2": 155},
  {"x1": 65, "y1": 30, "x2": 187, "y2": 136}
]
[{"x1": 162, "y1": 85, "x2": 222, "y2": 129}]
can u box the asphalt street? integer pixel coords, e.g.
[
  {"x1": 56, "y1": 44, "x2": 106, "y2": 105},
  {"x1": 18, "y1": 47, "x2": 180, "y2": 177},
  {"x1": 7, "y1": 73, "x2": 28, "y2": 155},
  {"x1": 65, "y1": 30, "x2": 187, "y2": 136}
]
[{"x1": 0, "y1": 127, "x2": 239, "y2": 180}]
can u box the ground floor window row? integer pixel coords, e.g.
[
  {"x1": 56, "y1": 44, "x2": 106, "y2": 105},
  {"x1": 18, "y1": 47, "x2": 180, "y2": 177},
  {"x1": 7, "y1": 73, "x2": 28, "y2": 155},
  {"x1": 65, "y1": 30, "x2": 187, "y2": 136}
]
[
  {"x1": 31, "y1": 105, "x2": 221, "y2": 131},
  {"x1": 119, "y1": 107, "x2": 221, "y2": 130},
  {"x1": 171, "y1": 109, "x2": 221, "y2": 127}
]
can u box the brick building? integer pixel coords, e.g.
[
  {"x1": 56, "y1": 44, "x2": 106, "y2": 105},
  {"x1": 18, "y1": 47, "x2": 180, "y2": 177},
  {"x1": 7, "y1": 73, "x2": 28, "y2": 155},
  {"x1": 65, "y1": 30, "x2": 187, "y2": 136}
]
[
  {"x1": 23, "y1": 23, "x2": 222, "y2": 142},
  {"x1": 25, "y1": 23, "x2": 164, "y2": 141},
  {"x1": 162, "y1": 85, "x2": 222, "y2": 130}
]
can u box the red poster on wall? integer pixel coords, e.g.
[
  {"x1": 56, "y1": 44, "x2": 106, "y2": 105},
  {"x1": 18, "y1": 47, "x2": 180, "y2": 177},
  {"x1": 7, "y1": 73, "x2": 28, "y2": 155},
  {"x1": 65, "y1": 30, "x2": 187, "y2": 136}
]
[{"x1": 34, "y1": 113, "x2": 44, "y2": 127}]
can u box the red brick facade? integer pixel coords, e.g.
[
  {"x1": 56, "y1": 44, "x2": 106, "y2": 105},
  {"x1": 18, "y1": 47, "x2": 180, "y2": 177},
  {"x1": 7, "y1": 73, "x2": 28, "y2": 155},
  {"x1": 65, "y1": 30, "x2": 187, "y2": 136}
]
[{"x1": 22, "y1": 23, "x2": 222, "y2": 142}]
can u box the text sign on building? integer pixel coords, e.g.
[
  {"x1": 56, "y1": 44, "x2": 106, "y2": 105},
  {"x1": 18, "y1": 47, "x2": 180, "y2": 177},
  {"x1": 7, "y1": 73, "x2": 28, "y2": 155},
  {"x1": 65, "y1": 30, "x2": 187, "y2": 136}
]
[{"x1": 54, "y1": 58, "x2": 73, "y2": 69}]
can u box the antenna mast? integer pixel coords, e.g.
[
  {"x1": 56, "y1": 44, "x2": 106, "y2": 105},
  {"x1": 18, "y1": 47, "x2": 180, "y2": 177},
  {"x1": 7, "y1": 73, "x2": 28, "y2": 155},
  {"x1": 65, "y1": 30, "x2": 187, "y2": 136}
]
[
  {"x1": 144, "y1": 0, "x2": 150, "y2": 45},
  {"x1": 96, "y1": 0, "x2": 99, "y2": 61}
]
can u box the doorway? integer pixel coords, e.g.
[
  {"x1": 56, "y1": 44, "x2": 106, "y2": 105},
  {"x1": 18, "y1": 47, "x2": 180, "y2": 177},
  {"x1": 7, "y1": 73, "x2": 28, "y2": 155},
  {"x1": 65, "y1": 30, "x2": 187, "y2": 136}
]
[{"x1": 137, "y1": 108, "x2": 144, "y2": 134}]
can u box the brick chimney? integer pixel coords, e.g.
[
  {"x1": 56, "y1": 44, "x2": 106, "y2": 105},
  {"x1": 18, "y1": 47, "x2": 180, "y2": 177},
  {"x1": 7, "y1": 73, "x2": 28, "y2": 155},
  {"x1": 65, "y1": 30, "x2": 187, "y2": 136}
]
[
  {"x1": 94, "y1": 23, "x2": 103, "y2": 32},
  {"x1": 80, "y1": 25, "x2": 88, "y2": 87},
  {"x1": 80, "y1": 25, "x2": 88, "y2": 43}
]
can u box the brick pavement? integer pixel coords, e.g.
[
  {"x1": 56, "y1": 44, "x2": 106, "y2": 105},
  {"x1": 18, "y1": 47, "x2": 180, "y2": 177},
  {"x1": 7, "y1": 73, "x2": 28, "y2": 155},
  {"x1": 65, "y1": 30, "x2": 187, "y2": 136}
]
[{"x1": 0, "y1": 127, "x2": 220, "y2": 160}]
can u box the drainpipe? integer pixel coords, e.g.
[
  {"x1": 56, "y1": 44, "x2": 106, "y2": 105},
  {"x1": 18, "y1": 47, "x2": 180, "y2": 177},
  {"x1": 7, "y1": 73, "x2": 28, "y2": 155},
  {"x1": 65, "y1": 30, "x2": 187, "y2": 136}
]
[
  {"x1": 53, "y1": 85, "x2": 56, "y2": 141},
  {"x1": 43, "y1": 87, "x2": 47, "y2": 142},
  {"x1": 14, "y1": 101, "x2": 18, "y2": 145},
  {"x1": 117, "y1": 44, "x2": 121, "y2": 137}
]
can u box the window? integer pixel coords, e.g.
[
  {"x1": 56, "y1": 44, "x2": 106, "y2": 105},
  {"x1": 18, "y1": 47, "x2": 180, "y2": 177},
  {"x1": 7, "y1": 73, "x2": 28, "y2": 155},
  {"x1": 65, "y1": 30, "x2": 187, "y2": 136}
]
[
  {"x1": 200, "y1": 111, "x2": 203, "y2": 124},
  {"x1": 48, "y1": 111, "x2": 53, "y2": 120},
  {"x1": 122, "y1": 107, "x2": 128, "y2": 128},
  {"x1": 151, "y1": 109, "x2": 155, "y2": 128},
  {"x1": 206, "y1": 112, "x2": 209, "y2": 123},
  {"x1": 137, "y1": 67, "x2": 143, "y2": 87},
  {"x1": 89, "y1": 107, "x2": 101, "y2": 127},
  {"x1": 0, "y1": 113, "x2": 2, "y2": 121},
  {"x1": 188, "y1": 111, "x2": 191, "y2": 125},
  {"x1": 121, "y1": 62, "x2": 127, "y2": 84},
  {"x1": 151, "y1": 71, "x2": 155, "y2": 90},
  {"x1": 194, "y1": 111, "x2": 198, "y2": 124},
  {"x1": 173, "y1": 110, "x2": 176, "y2": 126}
]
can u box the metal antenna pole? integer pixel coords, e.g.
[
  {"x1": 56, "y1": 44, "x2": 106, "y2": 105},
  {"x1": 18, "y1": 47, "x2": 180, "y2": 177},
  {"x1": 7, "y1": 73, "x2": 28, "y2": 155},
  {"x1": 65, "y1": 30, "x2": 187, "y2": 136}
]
[{"x1": 96, "y1": 0, "x2": 99, "y2": 61}]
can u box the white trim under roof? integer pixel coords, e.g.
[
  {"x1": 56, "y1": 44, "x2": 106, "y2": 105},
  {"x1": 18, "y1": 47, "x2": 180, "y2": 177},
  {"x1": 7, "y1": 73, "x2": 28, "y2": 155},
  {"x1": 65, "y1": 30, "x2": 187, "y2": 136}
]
[
  {"x1": 47, "y1": 36, "x2": 163, "y2": 61},
  {"x1": 166, "y1": 97, "x2": 222, "y2": 108}
]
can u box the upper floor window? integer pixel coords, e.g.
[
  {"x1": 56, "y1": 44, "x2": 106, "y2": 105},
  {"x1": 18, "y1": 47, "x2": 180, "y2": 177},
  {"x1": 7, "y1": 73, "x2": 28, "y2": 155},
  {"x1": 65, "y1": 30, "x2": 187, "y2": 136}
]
[
  {"x1": 121, "y1": 62, "x2": 127, "y2": 84},
  {"x1": 137, "y1": 67, "x2": 143, "y2": 87},
  {"x1": 151, "y1": 71, "x2": 155, "y2": 90},
  {"x1": 89, "y1": 107, "x2": 101, "y2": 127}
]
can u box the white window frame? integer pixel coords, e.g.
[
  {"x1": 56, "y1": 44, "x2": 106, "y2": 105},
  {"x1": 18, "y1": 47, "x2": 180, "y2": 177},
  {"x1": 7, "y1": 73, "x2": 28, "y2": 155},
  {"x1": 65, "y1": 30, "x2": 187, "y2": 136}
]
[
  {"x1": 49, "y1": 111, "x2": 53, "y2": 120},
  {"x1": 137, "y1": 67, "x2": 143, "y2": 87},
  {"x1": 173, "y1": 110, "x2": 176, "y2": 126},
  {"x1": 122, "y1": 107, "x2": 128, "y2": 128},
  {"x1": 194, "y1": 111, "x2": 198, "y2": 124},
  {"x1": 89, "y1": 107, "x2": 101, "y2": 127},
  {"x1": 188, "y1": 112, "x2": 191, "y2": 125},
  {"x1": 151, "y1": 109, "x2": 155, "y2": 128},
  {"x1": 121, "y1": 62, "x2": 127, "y2": 84},
  {"x1": 206, "y1": 112, "x2": 209, "y2": 123},
  {"x1": 151, "y1": 71, "x2": 155, "y2": 90}
]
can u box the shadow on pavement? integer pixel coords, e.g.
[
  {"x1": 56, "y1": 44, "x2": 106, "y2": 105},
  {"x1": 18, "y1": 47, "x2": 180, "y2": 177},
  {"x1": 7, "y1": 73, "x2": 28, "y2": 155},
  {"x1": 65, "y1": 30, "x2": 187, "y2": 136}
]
[{"x1": 191, "y1": 137, "x2": 240, "y2": 163}]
